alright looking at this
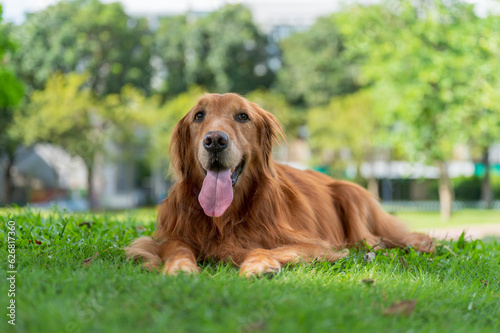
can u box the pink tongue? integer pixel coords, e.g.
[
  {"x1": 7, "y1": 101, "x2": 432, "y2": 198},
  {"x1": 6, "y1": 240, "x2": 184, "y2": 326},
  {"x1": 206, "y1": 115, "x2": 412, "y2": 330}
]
[{"x1": 198, "y1": 169, "x2": 234, "y2": 217}]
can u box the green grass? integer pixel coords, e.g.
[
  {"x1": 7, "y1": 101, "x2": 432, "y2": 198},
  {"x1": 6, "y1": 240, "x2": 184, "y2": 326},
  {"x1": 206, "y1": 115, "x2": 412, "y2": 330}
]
[
  {"x1": 396, "y1": 209, "x2": 500, "y2": 230},
  {"x1": 1, "y1": 207, "x2": 499, "y2": 333}
]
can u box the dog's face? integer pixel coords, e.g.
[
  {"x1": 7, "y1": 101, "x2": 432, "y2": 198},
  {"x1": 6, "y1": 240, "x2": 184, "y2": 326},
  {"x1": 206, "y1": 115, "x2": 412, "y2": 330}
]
[{"x1": 169, "y1": 93, "x2": 283, "y2": 217}]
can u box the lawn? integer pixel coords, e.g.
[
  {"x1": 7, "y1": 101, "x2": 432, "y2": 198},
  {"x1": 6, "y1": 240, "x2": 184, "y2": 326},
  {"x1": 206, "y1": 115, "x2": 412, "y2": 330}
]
[
  {"x1": 396, "y1": 210, "x2": 500, "y2": 230},
  {"x1": 1, "y1": 207, "x2": 499, "y2": 333}
]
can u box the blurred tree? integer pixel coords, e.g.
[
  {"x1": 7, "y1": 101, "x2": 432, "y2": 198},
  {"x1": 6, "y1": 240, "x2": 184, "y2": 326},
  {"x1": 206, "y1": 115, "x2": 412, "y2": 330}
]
[
  {"x1": 245, "y1": 90, "x2": 298, "y2": 135},
  {"x1": 153, "y1": 15, "x2": 189, "y2": 98},
  {"x1": 307, "y1": 90, "x2": 381, "y2": 195},
  {"x1": 12, "y1": 73, "x2": 102, "y2": 207},
  {"x1": 277, "y1": 15, "x2": 359, "y2": 108},
  {"x1": 148, "y1": 86, "x2": 206, "y2": 170},
  {"x1": 13, "y1": 74, "x2": 168, "y2": 208},
  {"x1": 0, "y1": 4, "x2": 24, "y2": 204},
  {"x1": 102, "y1": 85, "x2": 167, "y2": 200},
  {"x1": 154, "y1": 4, "x2": 273, "y2": 99},
  {"x1": 337, "y1": 0, "x2": 495, "y2": 220},
  {"x1": 104, "y1": 85, "x2": 160, "y2": 144},
  {"x1": 103, "y1": 85, "x2": 206, "y2": 185},
  {"x1": 12, "y1": 0, "x2": 152, "y2": 96},
  {"x1": 460, "y1": 13, "x2": 500, "y2": 209},
  {"x1": 113, "y1": 85, "x2": 204, "y2": 191}
]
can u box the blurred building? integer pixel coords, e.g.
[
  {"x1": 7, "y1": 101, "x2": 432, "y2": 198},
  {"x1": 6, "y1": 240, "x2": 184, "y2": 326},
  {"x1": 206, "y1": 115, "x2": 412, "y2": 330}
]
[
  {"x1": 0, "y1": 144, "x2": 87, "y2": 209},
  {"x1": 0, "y1": 142, "x2": 154, "y2": 210},
  {"x1": 95, "y1": 140, "x2": 154, "y2": 209}
]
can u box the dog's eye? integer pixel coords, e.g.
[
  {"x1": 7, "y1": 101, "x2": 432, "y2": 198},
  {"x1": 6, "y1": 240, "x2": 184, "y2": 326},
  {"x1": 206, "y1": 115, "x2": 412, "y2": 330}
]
[
  {"x1": 236, "y1": 113, "x2": 249, "y2": 123},
  {"x1": 194, "y1": 111, "x2": 205, "y2": 122}
]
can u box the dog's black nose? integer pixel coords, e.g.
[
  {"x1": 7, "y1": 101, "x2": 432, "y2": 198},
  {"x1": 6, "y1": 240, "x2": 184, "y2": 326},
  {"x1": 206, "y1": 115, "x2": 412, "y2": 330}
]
[{"x1": 203, "y1": 131, "x2": 229, "y2": 152}]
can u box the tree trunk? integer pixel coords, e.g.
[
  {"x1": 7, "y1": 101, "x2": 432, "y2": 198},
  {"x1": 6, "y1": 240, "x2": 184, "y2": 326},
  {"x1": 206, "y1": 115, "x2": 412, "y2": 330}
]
[
  {"x1": 355, "y1": 159, "x2": 379, "y2": 198},
  {"x1": 438, "y1": 161, "x2": 453, "y2": 221},
  {"x1": 481, "y1": 147, "x2": 493, "y2": 209},
  {"x1": 87, "y1": 163, "x2": 95, "y2": 210},
  {"x1": 367, "y1": 152, "x2": 379, "y2": 198},
  {"x1": 368, "y1": 176, "x2": 379, "y2": 198},
  {"x1": 2, "y1": 148, "x2": 15, "y2": 206},
  {"x1": 2, "y1": 159, "x2": 13, "y2": 205}
]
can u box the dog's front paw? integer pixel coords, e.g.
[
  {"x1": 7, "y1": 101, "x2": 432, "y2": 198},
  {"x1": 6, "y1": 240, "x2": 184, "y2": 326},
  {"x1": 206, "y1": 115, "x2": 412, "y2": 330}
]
[
  {"x1": 163, "y1": 257, "x2": 200, "y2": 276},
  {"x1": 239, "y1": 251, "x2": 281, "y2": 278}
]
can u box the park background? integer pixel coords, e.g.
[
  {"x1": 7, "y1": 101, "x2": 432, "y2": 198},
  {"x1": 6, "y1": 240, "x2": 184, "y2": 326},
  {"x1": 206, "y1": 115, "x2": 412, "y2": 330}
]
[{"x1": 1, "y1": 0, "x2": 500, "y2": 227}]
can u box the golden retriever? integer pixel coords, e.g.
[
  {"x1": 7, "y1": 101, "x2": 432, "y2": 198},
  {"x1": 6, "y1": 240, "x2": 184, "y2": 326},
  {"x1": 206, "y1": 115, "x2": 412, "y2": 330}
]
[{"x1": 126, "y1": 93, "x2": 434, "y2": 277}]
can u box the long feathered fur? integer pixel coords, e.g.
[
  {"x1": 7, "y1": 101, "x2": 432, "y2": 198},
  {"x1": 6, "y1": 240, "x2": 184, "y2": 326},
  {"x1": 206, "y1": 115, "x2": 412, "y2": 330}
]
[{"x1": 126, "y1": 93, "x2": 433, "y2": 271}]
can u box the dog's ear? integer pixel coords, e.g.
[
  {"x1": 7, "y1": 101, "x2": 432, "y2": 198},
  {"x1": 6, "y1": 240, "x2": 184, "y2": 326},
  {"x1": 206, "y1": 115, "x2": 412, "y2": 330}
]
[
  {"x1": 251, "y1": 102, "x2": 285, "y2": 169},
  {"x1": 169, "y1": 114, "x2": 192, "y2": 180}
]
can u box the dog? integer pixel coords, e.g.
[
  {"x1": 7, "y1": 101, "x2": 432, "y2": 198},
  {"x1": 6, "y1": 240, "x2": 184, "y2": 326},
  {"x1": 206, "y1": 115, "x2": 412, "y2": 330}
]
[{"x1": 126, "y1": 93, "x2": 434, "y2": 277}]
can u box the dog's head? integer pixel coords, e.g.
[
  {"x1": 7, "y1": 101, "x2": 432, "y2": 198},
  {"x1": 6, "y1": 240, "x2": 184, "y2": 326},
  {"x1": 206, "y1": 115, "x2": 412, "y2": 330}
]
[{"x1": 169, "y1": 93, "x2": 284, "y2": 217}]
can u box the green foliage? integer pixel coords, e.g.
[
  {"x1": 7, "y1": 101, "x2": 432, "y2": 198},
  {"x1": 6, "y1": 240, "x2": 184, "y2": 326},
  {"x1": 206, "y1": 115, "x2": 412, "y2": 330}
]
[
  {"x1": 147, "y1": 86, "x2": 206, "y2": 170},
  {"x1": 460, "y1": 13, "x2": 500, "y2": 152},
  {"x1": 492, "y1": 174, "x2": 500, "y2": 199},
  {"x1": 336, "y1": 0, "x2": 500, "y2": 164},
  {"x1": 1, "y1": 207, "x2": 499, "y2": 332},
  {"x1": 12, "y1": 0, "x2": 152, "y2": 96},
  {"x1": 103, "y1": 85, "x2": 159, "y2": 141},
  {"x1": 307, "y1": 89, "x2": 378, "y2": 166},
  {"x1": 12, "y1": 73, "x2": 99, "y2": 167},
  {"x1": 12, "y1": 72, "x2": 163, "y2": 170},
  {"x1": 278, "y1": 15, "x2": 358, "y2": 107},
  {"x1": 329, "y1": 0, "x2": 500, "y2": 218},
  {"x1": 245, "y1": 89, "x2": 299, "y2": 135},
  {"x1": 153, "y1": 15, "x2": 189, "y2": 97},
  {"x1": 0, "y1": 5, "x2": 23, "y2": 106},
  {"x1": 0, "y1": 4, "x2": 24, "y2": 146},
  {"x1": 453, "y1": 176, "x2": 482, "y2": 201},
  {"x1": 154, "y1": 4, "x2": 273, "y2": 98},
  {"x1": 0, "y1": 70, "x2": 23, "y2": 110}
]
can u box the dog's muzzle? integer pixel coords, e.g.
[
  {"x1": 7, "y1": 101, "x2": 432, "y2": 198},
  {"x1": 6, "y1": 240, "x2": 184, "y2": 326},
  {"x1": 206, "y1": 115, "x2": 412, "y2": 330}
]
[{"x1": 198, "y1": 131, "x2": 245, "y2": 217}]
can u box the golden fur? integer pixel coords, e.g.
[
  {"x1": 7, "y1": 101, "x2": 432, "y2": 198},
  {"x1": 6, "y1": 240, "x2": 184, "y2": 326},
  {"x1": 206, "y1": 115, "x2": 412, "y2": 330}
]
[{"x1": 126, "y1": 93, "x2": 434, "y2": 277}]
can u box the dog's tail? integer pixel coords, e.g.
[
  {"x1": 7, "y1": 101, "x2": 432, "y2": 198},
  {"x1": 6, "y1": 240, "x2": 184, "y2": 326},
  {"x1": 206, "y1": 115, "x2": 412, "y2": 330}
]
[{"x1": 125, "y1": 236, "x2": 162, "y2": 270}]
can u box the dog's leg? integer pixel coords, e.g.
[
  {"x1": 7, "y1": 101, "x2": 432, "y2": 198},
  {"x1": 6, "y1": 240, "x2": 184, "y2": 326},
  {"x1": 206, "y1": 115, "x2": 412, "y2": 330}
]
[
  {"x1": 125, "y1": 236, "x2": 162, "y2": 270},
  {"x1": 329, "y1": 181, "x2": 435, "y2": 253},
  {"x1": 370, "y1": 211, "x2": 435, "y2": 253},
  {"x1": 386, "y1": 232, "x2": 435, "y2": 253},
  {"x1": 239, "y1": 244, "x2": 348, "y2": 278},
  {"x1": 160, "y1": 240, "x2": 200, "y2": 275}
]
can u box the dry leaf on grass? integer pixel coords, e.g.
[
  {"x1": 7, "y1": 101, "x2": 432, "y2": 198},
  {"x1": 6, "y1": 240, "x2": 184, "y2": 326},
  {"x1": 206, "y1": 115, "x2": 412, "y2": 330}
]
[
  {"x1": 364, "y1": 252, "x2": 376, "y2": 262},
  {"x1": 82, "y1": 252, "x2": 99, "y2": 267},
  {"x1": 78, "y1": 221, "x2": 93, "y2": 228},
  {"x1": 398, "y1": 256, "x2": 409, "y2": 269},
  {"x1": 383, "y1": 300, "x2": 417, "y2": 316},
  {"x1": 362, "y1": 278, "x2": 375, "y2": 285}
]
